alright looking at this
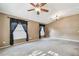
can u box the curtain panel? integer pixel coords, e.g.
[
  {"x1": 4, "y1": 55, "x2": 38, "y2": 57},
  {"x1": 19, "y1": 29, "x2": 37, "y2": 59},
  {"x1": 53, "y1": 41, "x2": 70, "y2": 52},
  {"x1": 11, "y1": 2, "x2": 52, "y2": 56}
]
[
  {"x1": 21, "y1": 21, "x2": 28, "y2": 41},
  {"x1": 10, "y1": 18, "x2": 18, "y2": 45}
]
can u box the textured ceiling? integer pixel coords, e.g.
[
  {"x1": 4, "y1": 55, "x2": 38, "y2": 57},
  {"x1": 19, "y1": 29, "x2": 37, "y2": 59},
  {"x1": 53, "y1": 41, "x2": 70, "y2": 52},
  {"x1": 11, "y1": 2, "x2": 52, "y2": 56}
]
[{"x1": 0, "y1": 3, "x2": 79, "y2": 24}]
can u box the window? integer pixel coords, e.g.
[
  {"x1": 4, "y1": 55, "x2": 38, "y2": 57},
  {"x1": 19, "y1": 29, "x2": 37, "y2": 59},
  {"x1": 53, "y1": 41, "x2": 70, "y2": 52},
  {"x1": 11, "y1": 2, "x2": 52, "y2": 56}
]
[
  {"x1": 40, "y1": 26, "x2": 45, "y2": 36},
  {"x1": 39, "y1": 24, "x2": 45, "y2": 38},
  {"x1": 13, "y1": 24, "x2": 26, "y2": 40}
]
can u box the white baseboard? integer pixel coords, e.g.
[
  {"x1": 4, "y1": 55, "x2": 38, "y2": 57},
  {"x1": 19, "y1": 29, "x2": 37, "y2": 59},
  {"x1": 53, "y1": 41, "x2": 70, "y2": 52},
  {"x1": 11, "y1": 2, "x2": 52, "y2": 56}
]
[
  {"x1": 0, "y1": 42, "x2": 26, "y2": 49},
  {"x1": 0, "y1": 45, "x2": 10, "y2": 49},
  {"x1": 49, "y1": 37, "x2": 79, "y2": 42}
]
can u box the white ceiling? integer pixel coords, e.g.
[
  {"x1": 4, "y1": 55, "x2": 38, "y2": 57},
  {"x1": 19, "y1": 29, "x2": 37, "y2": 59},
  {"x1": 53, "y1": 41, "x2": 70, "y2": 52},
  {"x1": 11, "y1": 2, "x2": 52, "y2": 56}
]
[{"x1": 0, "y1": 3, "x2": 79, "y2": 24}]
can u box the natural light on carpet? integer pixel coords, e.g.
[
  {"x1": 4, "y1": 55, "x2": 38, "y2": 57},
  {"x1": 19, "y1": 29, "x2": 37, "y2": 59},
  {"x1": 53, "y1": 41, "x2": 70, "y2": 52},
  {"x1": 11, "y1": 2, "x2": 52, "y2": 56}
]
[{"x1": 28, "y1": 50, "x2": 59, "y2": 56}]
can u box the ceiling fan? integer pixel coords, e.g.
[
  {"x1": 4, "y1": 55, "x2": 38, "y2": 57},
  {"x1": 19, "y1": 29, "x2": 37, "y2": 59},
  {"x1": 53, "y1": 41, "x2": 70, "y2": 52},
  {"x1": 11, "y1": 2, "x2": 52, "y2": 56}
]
[{"x1": 28, "y1": 3, "x2": 49, "y2": 15}]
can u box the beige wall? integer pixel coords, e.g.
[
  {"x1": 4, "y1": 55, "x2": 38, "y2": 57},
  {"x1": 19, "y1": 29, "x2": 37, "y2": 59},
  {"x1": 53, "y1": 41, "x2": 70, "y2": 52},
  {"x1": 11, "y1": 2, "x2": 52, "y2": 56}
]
[
  {"x1": 28, "y1": 21, "x2": 39, "y2": 40},
  {"x1": 47, "y1": 14, "x2": 79, "y2": 40},
  {"x1": 0, "y1": 14, "x2": 10, "y2": 47}
]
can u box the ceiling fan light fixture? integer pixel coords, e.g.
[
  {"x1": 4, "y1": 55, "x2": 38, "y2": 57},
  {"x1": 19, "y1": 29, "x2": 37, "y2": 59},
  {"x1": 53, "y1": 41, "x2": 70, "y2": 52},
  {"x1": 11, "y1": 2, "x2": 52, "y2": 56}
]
[
  {"x1": 28, "y1": 3, "x2": 49, "y2": 15},
  {"x1": 35, "y1": 7, "x2": 41, "y2": 12}
]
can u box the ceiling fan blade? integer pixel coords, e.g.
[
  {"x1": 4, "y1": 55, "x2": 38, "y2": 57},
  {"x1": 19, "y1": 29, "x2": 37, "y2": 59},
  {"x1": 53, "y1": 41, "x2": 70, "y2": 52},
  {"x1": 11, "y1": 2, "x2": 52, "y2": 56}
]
[
  {"x1": 36, "y1": 3, "x2": 39, "y2": 7},
  {"x1": 28, "y1": 9, "x2": 35, "y2": 11},
  {"x1": 37, "y1": 11, "x2": 40, "y2": 15},
  {"x1": 40, "y1": 3, "x2": 47, "y2": 7},
  {"x1": 30, "y1": 3, "x2": 36, "y2": 7},
  {"x1": 41, "y1": 8, "x2": 49, "y2": 12}
]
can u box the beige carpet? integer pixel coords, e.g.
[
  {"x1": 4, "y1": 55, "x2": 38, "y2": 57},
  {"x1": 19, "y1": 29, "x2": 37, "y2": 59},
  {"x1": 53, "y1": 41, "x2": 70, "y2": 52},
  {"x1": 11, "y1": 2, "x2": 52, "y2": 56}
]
[{"x1": 0, "y1": 38, "x2": 79, "y2": 56}]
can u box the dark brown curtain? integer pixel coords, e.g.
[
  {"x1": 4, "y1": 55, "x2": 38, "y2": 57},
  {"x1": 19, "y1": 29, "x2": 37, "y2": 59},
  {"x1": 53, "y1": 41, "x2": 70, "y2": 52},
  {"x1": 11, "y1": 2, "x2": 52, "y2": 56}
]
[
  {"x1": 10, "y1": 18, "x2": 18, "y2": 45},
  {"x1": 21, "y1": 21, "x2": 28, "y2": 41}
]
